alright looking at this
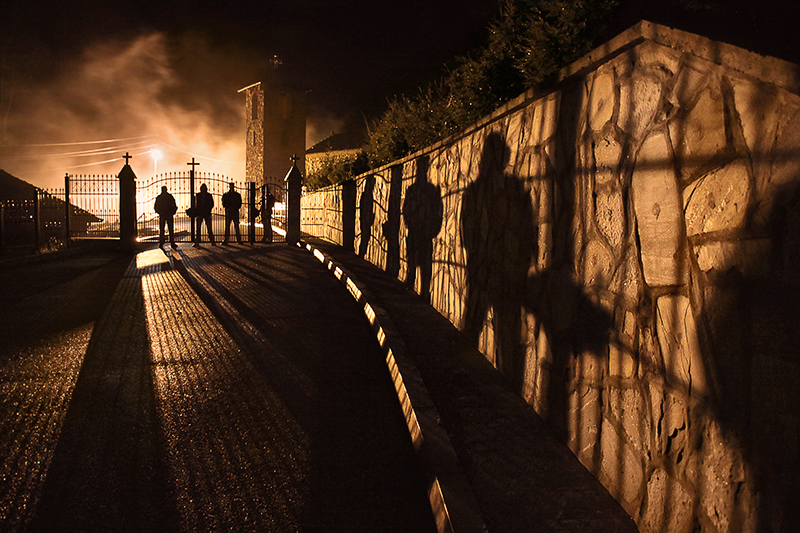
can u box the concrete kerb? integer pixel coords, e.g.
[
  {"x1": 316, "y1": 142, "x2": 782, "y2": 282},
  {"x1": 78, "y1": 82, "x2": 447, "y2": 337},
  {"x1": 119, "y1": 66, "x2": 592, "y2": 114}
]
[{"x1": 299, "y1": 240, "x2": 487, "y2": 533}]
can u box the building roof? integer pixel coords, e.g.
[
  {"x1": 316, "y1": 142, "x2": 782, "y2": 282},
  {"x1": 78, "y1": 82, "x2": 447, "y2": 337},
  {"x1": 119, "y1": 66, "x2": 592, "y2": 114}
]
[
  {"x1": 0, "y1": 168, "x2": 40, "y2": 199},
  {"x1": 1, "y1": 168, "x2": 101, "y2": 221},
  {"x1": 307, "y1": 130, "x2": 368, "y2": 155}
]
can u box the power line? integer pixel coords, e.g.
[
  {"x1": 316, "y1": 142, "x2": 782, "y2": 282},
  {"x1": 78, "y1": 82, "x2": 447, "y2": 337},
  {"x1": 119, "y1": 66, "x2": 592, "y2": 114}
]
[
  {"x1": 160, "y1": 142, "x2": 244, "y2": 165},
  {"x1": 0, "y1": 140, "x2": 153, "y2": 160},
  {"x1": 0, "y1": 135, "x2": 157, "y2": 148}
]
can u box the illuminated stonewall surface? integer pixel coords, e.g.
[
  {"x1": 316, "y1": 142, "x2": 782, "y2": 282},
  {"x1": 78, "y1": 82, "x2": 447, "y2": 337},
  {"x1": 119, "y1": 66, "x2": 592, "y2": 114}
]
[{"x1": 303, "y1": 21, "x2": 800, "y2": 533}]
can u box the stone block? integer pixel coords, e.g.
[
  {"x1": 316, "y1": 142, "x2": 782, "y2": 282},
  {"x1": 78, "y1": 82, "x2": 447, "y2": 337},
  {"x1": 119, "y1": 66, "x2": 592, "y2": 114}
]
[
  {"x1": 607, "y1": 386, "x2": 650, "y2": 456},
  {"x1": 730, "y1": 76, "x2": 780, "y2": 178},
  {"x1": 588, "y1": 71, "x2": 615, "y2": 133},
  {"x1": 655, "y1": 295, "x2": 708, "y2": 398},
  {"x1": 639, "y1": 468, "x2": 695, "y2": 533},
  {"x1": 660, "y1": 389, "x2": 689, "y2": 465},
  {"x1": 670, "y1": 82, "x2": 728, "y2": 180},
  {"x1": 595, "y1": 187, "x2": 625, "y2": 249},
  {"x1": 632, "y1": 40, "x2": 681, "y2": 77},
  {"x1": 753, "y1": 99, "x2": 800, "y2": 227},
  {"x1": 609, "y1": 343, "x2": 636, "y2": 379},
  {"x1": 506, "y1": 111, "x2": 525, "y2": 156},
  {"x1": 608, "y1": 248, "x2": 644, "y2": 306},
  {"x1": 567, "y1": 385, "x2": 602, "y2": 469},
  {"x1": 692, "y1": 420, "x2": 748, "y2": 533},
  {"x1": 632, "y1": 132, "x2": 687, "y2": 286},
  {"x1": 619, "y1": 72, "x2": 663, "y2": 141},
  {"x1": 582, "y1": 239, "x2": 614, "y2": 287},
  {"x1": 593, "y1": 136, "x2": 623, "y2": 186},
  {"x1": 530, "y1": 95, "x2": 559, "y2": 144},
  {"x1": 692, "y1": 238, "x2": 771, "y2": 278},
  {"x1": 670, "y1": 61, "x2": 708, "y2": 110},
  {"x1": 599, "y1": 418, "x2": 645, "y2": 514},
  {"x1": 683, "y1": 158, "x2": 751, "y2": 236}
]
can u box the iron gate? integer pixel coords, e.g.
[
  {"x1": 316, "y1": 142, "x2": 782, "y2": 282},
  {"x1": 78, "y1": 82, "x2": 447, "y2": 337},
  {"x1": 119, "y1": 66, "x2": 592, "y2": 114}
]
[
  {"x1": 136, "y1": 172, "x2": 286, "y2": 244},
  {"x1": 65, "y1": 174, "x2": 120, "y2": 239}
]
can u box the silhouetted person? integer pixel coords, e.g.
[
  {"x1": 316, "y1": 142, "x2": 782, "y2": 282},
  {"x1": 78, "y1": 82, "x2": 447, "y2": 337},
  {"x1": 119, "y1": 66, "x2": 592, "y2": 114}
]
[
  {"x1": 461, "y1": 132, "x2": 535, "y2": 389},
  {"x1": 402, "y1": 155, "x2": 443, "y2": 301},
  {"x1": 154, "y1": 185, "x2": 178, "y2": 249},
  {"x1": 194, "y1": 183, "x2": 215, "y2": 247},
  {"x1": 260, "y1": 186, "x2": 276, "y2": 243},
  {"x1": 358, "y1": 175, "x2": 376, "y2": 257},
  {"x1": 222, "y1": 182, "x2": 242, "y2": 244}
]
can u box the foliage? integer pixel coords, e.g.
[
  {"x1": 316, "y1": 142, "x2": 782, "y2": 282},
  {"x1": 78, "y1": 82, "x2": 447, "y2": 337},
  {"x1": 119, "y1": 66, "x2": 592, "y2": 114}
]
[
  {"x1": 364, "y1": 0, "x2": 620, "y2": 168},
  {"x1": 305, "y1": 150, "x2": 369, "y2": 190}
]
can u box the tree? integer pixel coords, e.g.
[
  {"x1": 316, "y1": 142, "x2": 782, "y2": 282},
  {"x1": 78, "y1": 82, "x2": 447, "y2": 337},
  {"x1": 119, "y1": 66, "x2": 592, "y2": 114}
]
[{"x1": 365, "y1": 0, "x2": 620, "y2": 168}]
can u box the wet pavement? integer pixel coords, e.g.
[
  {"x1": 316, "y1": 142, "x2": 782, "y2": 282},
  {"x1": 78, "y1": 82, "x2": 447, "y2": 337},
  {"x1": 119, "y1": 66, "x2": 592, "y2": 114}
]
[{"x1": 0, "y1": 240, "x2": 638, "y2": 532}]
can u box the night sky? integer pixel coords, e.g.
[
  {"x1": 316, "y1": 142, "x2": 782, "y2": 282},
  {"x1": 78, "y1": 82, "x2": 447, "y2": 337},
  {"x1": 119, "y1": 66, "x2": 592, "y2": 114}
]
[
  {"x1": 1, "y1": 0, "x2": 501, "y2": 188},
  {"x1": 2, "y1": 0, "x2": 796, "y2": 189}
]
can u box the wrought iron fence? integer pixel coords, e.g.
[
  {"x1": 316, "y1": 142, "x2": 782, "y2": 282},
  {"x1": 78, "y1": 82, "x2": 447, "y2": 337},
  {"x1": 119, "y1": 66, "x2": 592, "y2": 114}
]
[
  {"x1": 136, "y1": 172, "x2": 286, "y2": 243},
  {"x1": 1, "y1": 170, "x2": 287, "y2": 255},
  {"x1": 0, "y1": 191, "x2": 68, "y2": 255},
  {"x1": 65, "y1": 174, "x2": 120, "y2": 239}
]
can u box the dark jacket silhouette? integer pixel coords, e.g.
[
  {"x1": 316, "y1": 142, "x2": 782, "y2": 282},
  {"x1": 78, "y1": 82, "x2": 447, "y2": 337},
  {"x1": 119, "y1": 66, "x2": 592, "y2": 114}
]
[
  {"x1": 194, "y1": 183, "x2": 215, "y2": 245},
  {"x1": 154, "y1": 186, "x2": 178, "y2": 247},
  {"x1": 221, "y1": 183, "x2": 242, "y2": 244}
]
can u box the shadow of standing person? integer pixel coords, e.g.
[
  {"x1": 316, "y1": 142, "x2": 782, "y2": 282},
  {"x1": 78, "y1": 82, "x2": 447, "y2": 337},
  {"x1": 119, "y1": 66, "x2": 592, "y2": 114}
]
[
  {"x1": 383, "y1": 165, "x2": 404, "y2": 278},
  {"x1": 358, "y1": 175, "x2": 376, "y2": 258},
  {"x1": 461, "y1": 132, "x2": 536, "y2": 390},
  {"x1": 402, "y1": 155, "x2": 443, "y2": 302}
]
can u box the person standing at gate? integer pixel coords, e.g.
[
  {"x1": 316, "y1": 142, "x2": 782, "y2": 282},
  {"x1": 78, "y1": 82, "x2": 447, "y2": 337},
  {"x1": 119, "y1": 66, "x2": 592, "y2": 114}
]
[
  {"x1": 154, "y1": 185, "x2": 178, "y2": 249},
  {"x1": 194, "y1": 183, "x2": 215, "y2": 247},
  {"x1": 260, "y1": 186, "x2": 276, "y2": 243},
  {"x1": 222, "y1": 182, "x2": 243, "y2": 244}
]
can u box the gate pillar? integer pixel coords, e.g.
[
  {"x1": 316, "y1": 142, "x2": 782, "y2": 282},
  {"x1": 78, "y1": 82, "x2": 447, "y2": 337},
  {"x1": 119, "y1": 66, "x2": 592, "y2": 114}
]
[
  {"x1": 285, "y1": 161, "x2": 303, "y2": 246},
  {"x1": 119, "y1": 163, "x2": 138, "y2": 247}
]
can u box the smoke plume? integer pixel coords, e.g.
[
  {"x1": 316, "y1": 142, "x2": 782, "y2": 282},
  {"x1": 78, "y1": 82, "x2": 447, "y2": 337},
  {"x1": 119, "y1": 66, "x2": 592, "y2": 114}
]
[{"x1": 0, "y1": 31, "x2": 266, "y2": 190}]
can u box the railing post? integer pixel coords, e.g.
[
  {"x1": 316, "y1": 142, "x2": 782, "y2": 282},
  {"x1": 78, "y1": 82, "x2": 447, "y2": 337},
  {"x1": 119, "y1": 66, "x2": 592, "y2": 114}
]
[
  {"x1": 189, "y1": 169, "x2": 196, "y2": 243},
  {"x1": 0, "y1": 202, "x2": 5, "y2": 255},
  {"x1": 285, "y1": 161, "x2": 302, "y2": 246},
  {"x1": 119, "y1": 164, "x2": 138, "y2": 247},
  {"x1": 64, "y1": 173, "x2": 71, "y2": 248},
  {"x1": 248, "y1": 181, "x2": 256, "y2": 244},
  {"x1": 33, "y1": 188, "x2": 41, "y2": 252}
]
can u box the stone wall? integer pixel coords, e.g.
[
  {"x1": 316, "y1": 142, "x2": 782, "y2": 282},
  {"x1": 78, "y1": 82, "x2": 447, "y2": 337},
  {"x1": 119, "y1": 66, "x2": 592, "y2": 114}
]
[{"x1": 301, "y1": 21, "x2": 800, "y2": 533}]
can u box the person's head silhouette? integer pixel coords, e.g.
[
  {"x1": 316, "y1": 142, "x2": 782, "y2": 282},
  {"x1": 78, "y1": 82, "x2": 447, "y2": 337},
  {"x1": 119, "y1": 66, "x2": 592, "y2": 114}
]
[{"x1": 479, "y1": 132, "x2": 511, "y2": 176}]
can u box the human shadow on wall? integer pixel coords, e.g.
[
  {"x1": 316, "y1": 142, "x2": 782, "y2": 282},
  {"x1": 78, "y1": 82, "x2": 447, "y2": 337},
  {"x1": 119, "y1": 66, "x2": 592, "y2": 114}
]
[
  {"x1": 700, "y1": 178, "x2": 800, "y2": 530},
  {"x1": 383, "y1": 164, "x2": 404, "y2": 278},
  {"x1": 460, "y1": 127, "x2": 615, "y2": 440},
  {"x1": 402, "y1": 155, "x2": 443, "y2": 301},
  {"x1": 461, "y1": 132, "x2": 539, "y2": 392},
  {"x1": 358, "y1": 174, "x2": 376, "y2": 258}
]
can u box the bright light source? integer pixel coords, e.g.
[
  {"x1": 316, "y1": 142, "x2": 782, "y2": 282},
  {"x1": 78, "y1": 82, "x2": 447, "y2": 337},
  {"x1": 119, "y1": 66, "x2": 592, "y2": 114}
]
[{"x1": 151, "y1": 147, "x2": 163, "y2": 177}]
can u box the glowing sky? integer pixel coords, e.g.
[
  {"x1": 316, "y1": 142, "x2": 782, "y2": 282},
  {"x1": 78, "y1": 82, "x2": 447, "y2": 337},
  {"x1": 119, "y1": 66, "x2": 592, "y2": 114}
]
[{"x1": 0, "y1": 0, "x2": 500, "y2": 189}]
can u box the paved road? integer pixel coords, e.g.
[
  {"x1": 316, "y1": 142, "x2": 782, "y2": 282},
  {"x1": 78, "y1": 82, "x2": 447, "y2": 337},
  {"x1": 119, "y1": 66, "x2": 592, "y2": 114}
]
[
  {"x1": 0, "y1": 244, "x2": 436, "y2": 532},
  {"x1": 1, "y1": 241, "x2": 639, "y2": 533}
]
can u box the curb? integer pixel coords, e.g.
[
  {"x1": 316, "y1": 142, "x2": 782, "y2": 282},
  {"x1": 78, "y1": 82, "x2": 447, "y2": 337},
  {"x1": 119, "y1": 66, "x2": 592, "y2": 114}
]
[{"x1": 300, "y1": 241, "x2": 487, "y2": 533}]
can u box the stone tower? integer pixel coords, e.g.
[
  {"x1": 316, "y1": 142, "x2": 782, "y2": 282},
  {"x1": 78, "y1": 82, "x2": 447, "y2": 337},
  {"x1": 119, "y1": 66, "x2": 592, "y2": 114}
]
[{"x1": 239, "y1": 80, "x2": 307, "y2": 194}]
